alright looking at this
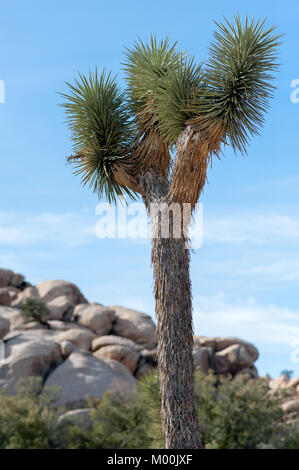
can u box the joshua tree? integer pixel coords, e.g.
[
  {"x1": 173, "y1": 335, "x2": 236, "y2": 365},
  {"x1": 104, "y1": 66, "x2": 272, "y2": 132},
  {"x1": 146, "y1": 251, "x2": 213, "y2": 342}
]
[{"x1": 61, "y1": 16, "x2": 280, "y2": 448}]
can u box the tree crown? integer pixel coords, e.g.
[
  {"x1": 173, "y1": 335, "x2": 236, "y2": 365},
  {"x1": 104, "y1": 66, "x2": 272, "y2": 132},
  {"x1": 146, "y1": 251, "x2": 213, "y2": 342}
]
[{"x1": 61, "y1": 16, "x2": 281, "y2": 203}]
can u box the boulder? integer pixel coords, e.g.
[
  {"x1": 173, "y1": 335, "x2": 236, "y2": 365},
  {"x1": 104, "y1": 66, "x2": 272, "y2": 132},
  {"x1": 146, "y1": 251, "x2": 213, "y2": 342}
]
[
  {"x1": 10, "y1": 273, "x2": 25, "y2": 287},
  {"x1": 93, "y1": 336, "x2": 141, "y2": 374},
  {"x1": 11, "y1": 286, "x2": 39, "y2": 307},
  {"x1": 94, "y1": 344, "x2": 139, "y2": 374},
  {"x1": 0, "y1": 286, "x2": 20, "y2": 306},
  {"x1": 214, "y1": 343, "x2": 258, "y2": 374},
  {"x1": 0, "y1": 269, "x2": 14, "y2": 287},
  {"x1": 44, "y1": 350, "x2": 136, "y2": 409},
  {"x1": 48, "y1": 320, "x2": 88, "y2": 331},
  {"x1": 0, "y1": 305, "x2": 24, "y2": 331},
  {"x1": 234, "y1": 366, "x2": 259, "y2": 379},
  {"x1": 0, "y1": 316, "x2": 10, "y2": 339},
  {"x1": 46, "y1": 295, "x2": 75, "y2": 320},
  {"x1": 73, "y1": 303, "x2": 116, "y2": 335},
  {"x1": 269, "y1": 375, "x2": 290, "y2": 391},
  {"x1": 15, "y1": 321, "x2": 91, "y2": 343},
  {"x1": 0, "y1": 288, "x2": 11, "y2": 306},
  {"x1": 0, "y1": 332, "x2": 62, "y2": 393},
  {"x1": 22, "y1": 321, "x2": 49, "y2": 331},
  {"x1": 11, "y1": 280, "x2": 87, "y2": 319},
  {"x1": 8, "y1": 325, "x2": 63, "y2": 343},
  {"x1": 92, "y1": 335, "x2": 141, "y2": 352},
  {"x1": 281, "y1": 399, "x2": 299, "y2": 413},
  {"x1": 36, "y1": 280, "x2": 86, "y2": 305},
  {"x1": 60, "y1": 340, "x2": 76, "y2": 358},
  {"x1": 194, "y1": 336, "x2": 217, "y2": 350},
  {"x1": 193, "y1": 346, "x2": 213, "y2": 373},
  {"x1": 111, "y1": 306, "x2": 156, "y2": 345},
  {"x1": 58, "y1": 408, "x2": 93, "y2": 433},
  {"x1": 288, "y1": 377, "x2": 299, "y2": 389},
  {"x1": 104, "y1": 357, "x2": 136, "y2": 380},
  {"x1": 0, "y1": 269, "x2": 25, "y2": 289},
  {"x1": 194, "y1": 336, "x2": 258, "y2": 353},
  {"x1": 57, "y1": 328, "x2": 96, "y2": 351}
]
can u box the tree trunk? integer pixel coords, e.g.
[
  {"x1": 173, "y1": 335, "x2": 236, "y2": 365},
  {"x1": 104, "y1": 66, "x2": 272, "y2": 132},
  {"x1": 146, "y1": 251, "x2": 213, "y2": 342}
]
[{"x1": 141, "y1": 173, "x2": 202, "y2": 449}]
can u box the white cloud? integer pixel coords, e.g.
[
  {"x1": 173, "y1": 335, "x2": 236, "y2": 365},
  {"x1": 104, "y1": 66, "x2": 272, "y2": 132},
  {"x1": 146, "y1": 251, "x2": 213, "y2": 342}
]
[
  {"x1": 246, "y1": 260, "x2": 299, "y2": 281},
  {"x1": 193, "y1": 293, "x2": 299, "y2": 346},
  {"x1": 1, "y1": 210, "x2": 299, "y2": 249},
  {"x1": 0, "y1": 211, "x2": 95, "y2": 247},
  {"x1": 204, "y1": 214, "x2": 299, "y2": 245}
]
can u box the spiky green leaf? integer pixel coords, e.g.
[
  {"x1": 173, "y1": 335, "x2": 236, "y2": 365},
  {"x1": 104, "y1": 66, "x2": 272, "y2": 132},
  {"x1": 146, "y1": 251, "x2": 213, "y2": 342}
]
[
  {"x1": 61, "y1": 69, "x2": 136, "y2": 203},
  {"x1": 197, "y1": 15, "x2": 282, "y2": 154},
  {"x1": 153, "y1": 57, "x2": 203, "y2": 145},
  {"x1": 124, "y1": 35, "x2": 184, "y2": 124}
]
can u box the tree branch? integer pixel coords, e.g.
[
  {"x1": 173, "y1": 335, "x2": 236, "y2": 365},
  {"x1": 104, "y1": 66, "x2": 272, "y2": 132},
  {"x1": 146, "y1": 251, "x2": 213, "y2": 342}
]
[{"x1": 167, "y1": 123, "x2": 222, "y2": 208}]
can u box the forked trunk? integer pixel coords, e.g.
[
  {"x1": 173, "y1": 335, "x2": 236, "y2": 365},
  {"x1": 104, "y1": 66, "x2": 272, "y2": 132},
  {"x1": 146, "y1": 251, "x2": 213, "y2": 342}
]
[{"x1": 141, "y1": 173, "x2": 202, "y2": 449}]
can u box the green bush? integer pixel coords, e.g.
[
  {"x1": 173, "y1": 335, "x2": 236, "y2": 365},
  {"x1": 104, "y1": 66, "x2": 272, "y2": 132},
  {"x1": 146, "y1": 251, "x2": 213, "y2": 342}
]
[
  {"x1": 0, "y1": 378, "x2": 62, "y2": 449},
  {"x1": 136, "y1": 370, "x2": 299, "y2": 449},
  {"x1": 195, "y1": 372, "x2": 284, "y2": 449},
  {"x1": 65, "y1": 392, "x2": 152, "y2": 449},
  {"x1": 0, "y1": 372, "x2": 298, "y2": 449},
  {"x1": 21, "y1": 298, "x2": 51, "y2": 328}
]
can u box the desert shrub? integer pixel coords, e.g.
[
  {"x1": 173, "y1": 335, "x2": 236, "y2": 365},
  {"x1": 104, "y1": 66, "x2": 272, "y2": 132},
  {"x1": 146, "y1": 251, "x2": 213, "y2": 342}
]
[
  {"x1": 65, "y1": 391, "x2": 151, "y2": 449},
  {"x1": 21, "y1": 298, "x2": 51, "y2": 328},
  {"x1": 0, "y1": 372, "x2": 298, "y2": 449},
  {"x1": 276, "y1": 420, "x2": 299, "y2": 449},
  {"x1": 195, "y1": 371, "x2": 283, "y2": 449},
  {"x1": 0, "y1": 377, "x2": 62, "y2": 449},
  {"x1": 136, "y1": 370, "x2": 299, "y2": 449}
]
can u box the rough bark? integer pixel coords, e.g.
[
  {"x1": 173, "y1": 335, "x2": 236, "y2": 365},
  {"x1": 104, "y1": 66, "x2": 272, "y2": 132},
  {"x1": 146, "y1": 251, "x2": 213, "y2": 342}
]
[
  {"x1": 168, "y1": 123, "x2": 222, "y2": 208},
  {"x1": 112, "y1": 159, "x2": 144, "y2": 196},
  {"x1": 141, "y1": 172, "x2": 203, "y2": 449},
  {"x1": 114, "y1": 125, "x2": 211, "y2": 448}
]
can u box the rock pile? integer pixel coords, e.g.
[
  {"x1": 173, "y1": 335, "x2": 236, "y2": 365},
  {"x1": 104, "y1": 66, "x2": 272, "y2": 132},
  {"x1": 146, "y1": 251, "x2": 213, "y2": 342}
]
[
  {"x1": 267, "y1": 375, "x2": 299, "y2": 414},
  {"x1": 0, "y1": 269, "x2": 158, "y2": 408},
  {"x1": 1, "y1": 267, "x2": 297, "y2": 415}
]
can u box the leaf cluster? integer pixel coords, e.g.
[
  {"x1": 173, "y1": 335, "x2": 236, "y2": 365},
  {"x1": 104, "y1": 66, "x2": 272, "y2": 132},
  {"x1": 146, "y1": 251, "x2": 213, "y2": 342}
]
[{"x1": 61, "y1": 17, "x2": 281, "y2": 202}]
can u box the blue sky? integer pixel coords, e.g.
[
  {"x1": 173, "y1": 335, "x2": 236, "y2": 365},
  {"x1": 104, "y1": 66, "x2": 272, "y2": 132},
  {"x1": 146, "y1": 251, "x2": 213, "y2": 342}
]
[{"x1": 0, "y1": 0, "x2": 299, "y2": 377}]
